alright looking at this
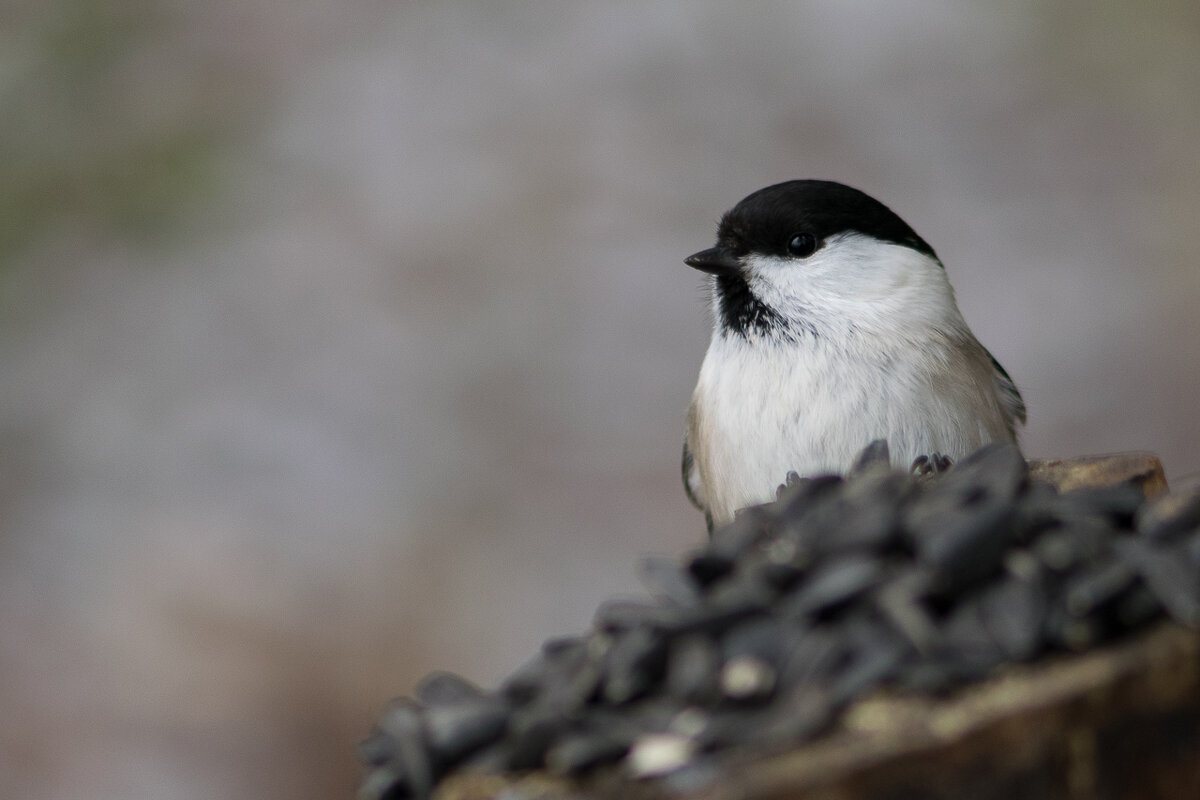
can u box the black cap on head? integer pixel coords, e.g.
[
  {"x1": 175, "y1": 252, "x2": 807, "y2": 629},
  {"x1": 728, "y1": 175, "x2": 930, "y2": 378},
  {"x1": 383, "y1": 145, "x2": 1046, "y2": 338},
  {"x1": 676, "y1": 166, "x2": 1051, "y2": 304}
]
[{"x1": 715, "y1": 180, "x2": 938, "y2": 261}]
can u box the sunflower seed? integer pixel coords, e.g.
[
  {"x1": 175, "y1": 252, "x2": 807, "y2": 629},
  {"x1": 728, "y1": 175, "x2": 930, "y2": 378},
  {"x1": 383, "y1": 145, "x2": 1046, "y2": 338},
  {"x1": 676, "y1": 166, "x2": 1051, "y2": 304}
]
[
  {"x1": 782, "y1": 554, "x2": 884, "y2": 618},
  {"x1": 1112, "y1": 538, "x2": 1200, "y2": 626},
  {"x1": 639, "y1": 554, "x2": 703, "y2": 606},
  {"x1": 665, "y1": 633, "x2": 721, "y2": 703},
  {"x1": 545, "y1": 730, "x2": 631, "y2": 774}
]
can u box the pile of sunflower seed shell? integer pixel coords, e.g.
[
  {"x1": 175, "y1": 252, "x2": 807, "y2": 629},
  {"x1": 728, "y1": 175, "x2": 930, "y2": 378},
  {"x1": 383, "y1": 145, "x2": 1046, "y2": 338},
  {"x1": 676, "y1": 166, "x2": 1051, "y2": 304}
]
[{"x1": 359, "y1": 441, "x2": 1200, "y2": 800}]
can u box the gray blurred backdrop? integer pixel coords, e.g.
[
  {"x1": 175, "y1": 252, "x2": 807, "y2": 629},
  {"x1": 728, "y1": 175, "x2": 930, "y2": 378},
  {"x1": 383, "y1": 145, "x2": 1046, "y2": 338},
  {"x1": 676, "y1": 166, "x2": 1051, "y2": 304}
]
[{"x1": 2, "y1": 2, "x2": 1198, "y2": 798}]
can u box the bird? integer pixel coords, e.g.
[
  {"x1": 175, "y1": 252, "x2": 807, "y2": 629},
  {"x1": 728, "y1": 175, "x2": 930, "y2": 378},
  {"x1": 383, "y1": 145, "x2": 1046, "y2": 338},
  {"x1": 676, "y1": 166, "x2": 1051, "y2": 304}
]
[{"x1": 682, "y1": 180, "x2": 1025, "y2": 528}]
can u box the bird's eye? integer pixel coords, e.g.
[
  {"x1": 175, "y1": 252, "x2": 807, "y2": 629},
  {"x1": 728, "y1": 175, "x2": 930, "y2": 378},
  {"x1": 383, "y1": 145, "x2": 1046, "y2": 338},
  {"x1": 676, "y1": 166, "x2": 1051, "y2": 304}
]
[{"x1": 787, "y1": 233, "x2": 818, "y2": 258}]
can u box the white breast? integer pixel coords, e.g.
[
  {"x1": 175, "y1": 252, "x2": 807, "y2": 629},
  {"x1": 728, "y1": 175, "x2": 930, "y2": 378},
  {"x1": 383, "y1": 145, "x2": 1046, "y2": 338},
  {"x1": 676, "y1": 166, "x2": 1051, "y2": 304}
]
[{"x1": 690, "y1": 332, "x2": 1012, "y2": 524}]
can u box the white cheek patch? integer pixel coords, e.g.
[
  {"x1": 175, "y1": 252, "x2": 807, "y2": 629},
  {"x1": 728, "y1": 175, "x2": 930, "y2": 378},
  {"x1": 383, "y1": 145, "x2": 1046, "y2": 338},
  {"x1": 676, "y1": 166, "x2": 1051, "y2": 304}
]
[{"x1": 741, "y1": 235, "x2": 958, "y2": 336}]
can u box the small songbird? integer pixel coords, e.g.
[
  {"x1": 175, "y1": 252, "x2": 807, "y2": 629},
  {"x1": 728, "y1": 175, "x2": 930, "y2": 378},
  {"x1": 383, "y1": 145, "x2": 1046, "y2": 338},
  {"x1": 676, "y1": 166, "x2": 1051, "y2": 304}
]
[{"x1": 683, "y1": 180, "x2": 1025, "y2": 527}]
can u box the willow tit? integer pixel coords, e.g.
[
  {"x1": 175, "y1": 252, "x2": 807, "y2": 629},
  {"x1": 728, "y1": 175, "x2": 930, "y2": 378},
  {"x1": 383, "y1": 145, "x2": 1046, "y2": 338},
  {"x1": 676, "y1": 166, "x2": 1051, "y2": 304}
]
[{"x1": 683, "y1": 180, "x2": 1025, "y2": 527}]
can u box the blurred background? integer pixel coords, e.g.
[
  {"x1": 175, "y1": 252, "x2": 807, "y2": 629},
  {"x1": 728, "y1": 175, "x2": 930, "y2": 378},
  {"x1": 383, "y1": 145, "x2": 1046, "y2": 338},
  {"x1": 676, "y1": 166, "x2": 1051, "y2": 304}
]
[{"x1": 1, "y1": 2, "x2": 1198, "y2": 798}]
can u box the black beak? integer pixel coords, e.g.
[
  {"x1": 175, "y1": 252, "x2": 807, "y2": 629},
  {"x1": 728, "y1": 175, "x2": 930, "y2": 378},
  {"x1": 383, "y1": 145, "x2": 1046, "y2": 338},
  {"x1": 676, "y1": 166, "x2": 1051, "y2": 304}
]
[{"x1": 684, "y1": 247, "x2": 742, "y2": 277}]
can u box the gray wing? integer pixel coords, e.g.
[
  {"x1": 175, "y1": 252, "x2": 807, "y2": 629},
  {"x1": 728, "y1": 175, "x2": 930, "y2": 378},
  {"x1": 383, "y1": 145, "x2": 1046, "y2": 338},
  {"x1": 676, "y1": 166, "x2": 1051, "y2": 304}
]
[
  {"x1": 681, "y1": 439, "x2": 705, "y2": 511},
  {"x1": 987, "y1": 349, "x2": 1026, "y2": 428},
  {"x1": 682, "y1": 438, "x2": 714, "y2": 533}
]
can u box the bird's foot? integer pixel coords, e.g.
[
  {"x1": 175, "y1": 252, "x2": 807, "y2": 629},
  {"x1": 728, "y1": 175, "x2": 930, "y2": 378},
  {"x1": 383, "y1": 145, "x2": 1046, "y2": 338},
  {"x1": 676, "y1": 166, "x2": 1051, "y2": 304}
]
[{"x1": 911, "y1": 452, "x2": 953, "y2": 477}]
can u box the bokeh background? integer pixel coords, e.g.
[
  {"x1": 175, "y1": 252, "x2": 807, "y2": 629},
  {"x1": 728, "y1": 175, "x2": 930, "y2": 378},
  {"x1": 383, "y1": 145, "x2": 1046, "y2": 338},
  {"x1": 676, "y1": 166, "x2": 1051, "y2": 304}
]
[{"x1": 2, "y1": 2, "x2": 1198, "y2": 798}]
